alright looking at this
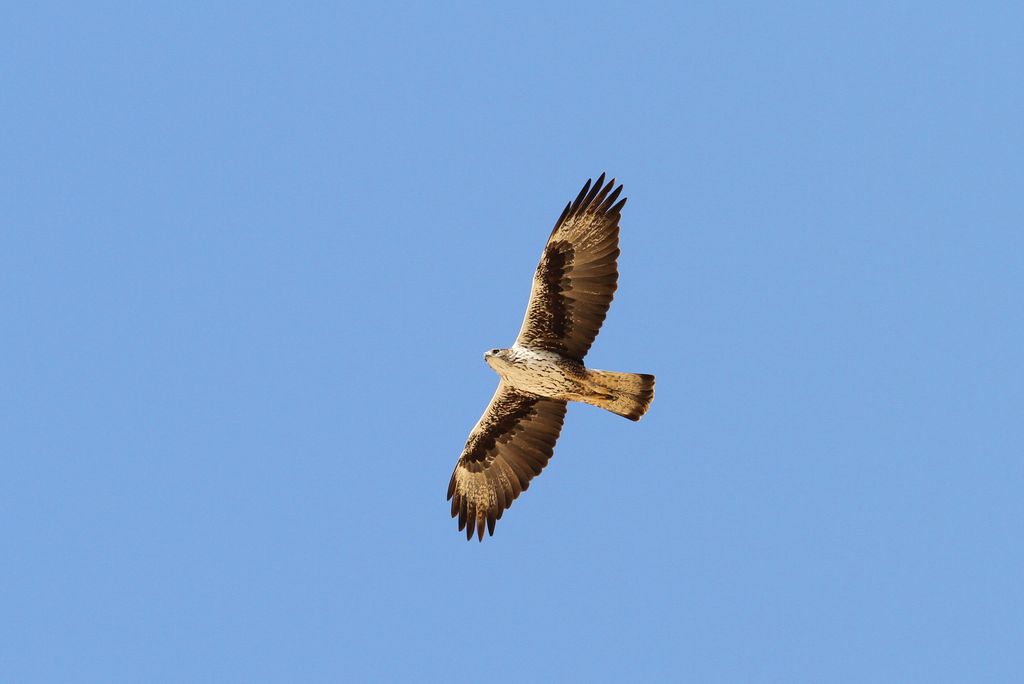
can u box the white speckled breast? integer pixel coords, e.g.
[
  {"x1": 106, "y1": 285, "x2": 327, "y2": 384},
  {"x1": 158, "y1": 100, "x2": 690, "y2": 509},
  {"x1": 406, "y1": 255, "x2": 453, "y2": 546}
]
[{"x1": 493, "y1": 345, "x2": 584, "y2": 399}]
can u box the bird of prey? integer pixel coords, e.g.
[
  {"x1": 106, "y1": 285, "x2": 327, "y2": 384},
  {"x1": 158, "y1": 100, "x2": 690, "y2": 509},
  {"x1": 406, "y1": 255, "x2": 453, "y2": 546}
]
[{"x1": 448, "y1": 174, "x2": 655, "y2": 540}]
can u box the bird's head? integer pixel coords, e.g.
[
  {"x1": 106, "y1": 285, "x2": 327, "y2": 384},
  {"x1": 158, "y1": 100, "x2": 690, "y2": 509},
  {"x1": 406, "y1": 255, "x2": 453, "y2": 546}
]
[{"x1": 484, "y1": 347, "x2": 509, "y2": 371}]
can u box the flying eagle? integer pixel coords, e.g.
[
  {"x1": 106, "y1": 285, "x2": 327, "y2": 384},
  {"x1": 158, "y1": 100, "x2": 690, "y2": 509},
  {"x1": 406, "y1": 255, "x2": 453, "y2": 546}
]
[{"x1": 448, "y1": 174, "x2": 655, "y2": 540}]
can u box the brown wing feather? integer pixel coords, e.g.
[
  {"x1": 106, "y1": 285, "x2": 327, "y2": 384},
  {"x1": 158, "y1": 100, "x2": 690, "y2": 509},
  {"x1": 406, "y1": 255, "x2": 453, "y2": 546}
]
[
  {"x1": 448, "y1": 382, "x2": 567, "y2": 541},
  {"x1": 515, "y1": 173, "x2": 625, "y2": 361}
]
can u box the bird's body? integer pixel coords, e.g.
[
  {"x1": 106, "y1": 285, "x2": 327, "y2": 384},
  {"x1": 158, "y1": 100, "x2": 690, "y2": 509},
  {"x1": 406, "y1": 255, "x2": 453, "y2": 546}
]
[
  {"x1": 485, "y1": 346, "x2": 653, "y2": 419},
  {"x1": 448, "y1": 174, "x2": 655, "y2": 540},
  {"x1": 485, "y1": 346, "x2": 584, "y2": 399}
]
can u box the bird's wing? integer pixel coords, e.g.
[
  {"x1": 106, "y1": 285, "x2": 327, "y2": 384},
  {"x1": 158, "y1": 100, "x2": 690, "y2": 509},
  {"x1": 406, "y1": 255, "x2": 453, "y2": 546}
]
[
  {"x1": 448, "y1": 382, "x2": 567, "y2": 540},
  {"x1": 514, "y1": 174, "x2": 625, "y2": 361}
]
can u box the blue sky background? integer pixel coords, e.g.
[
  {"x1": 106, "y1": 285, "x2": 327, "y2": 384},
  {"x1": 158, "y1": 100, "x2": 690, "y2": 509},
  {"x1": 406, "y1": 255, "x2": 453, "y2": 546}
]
[{"x1": 2, "y1": 3, "x2": 1022, "y2": 682}]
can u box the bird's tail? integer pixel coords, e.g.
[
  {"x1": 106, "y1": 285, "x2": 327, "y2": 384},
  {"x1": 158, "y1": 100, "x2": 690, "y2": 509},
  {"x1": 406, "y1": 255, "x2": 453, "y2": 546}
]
[{"x1": 580, "y1": 369, "x2": 655, "y2": 421}]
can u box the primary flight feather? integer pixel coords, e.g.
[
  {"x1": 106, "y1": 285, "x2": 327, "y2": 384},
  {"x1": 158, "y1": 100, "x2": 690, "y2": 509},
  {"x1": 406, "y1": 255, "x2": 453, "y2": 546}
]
[{"x1": 448, "y1": 174, "x2": 655, "y2": 541}]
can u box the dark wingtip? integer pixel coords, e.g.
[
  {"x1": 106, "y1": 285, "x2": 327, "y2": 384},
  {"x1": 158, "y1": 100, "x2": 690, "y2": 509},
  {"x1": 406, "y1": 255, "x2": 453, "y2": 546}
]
[
  {"x1": 599, "y1": 184, "x2": 624, "y2": 213},
  {"x1": 581, "y1": 174, "x2": 604, "y2": 208},
  {"x1": 550, "y1": 200, "x2": 573, "y2": 236},
  {"x1": 572, "y1": 179, "x2": 592, "y2": 211}
]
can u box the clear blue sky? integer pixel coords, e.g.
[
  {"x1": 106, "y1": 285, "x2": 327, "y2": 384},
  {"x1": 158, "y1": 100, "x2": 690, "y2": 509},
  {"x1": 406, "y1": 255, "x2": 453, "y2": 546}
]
[{"x1": 2, "y1": 3, "x2": 1021, "y2": 682}]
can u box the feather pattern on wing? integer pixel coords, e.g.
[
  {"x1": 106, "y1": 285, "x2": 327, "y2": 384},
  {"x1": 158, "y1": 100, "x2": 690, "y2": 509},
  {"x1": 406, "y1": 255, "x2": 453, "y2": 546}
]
[
  {"x1": 515, "y1": 173, "x2": 625, "y2": 361},
  {"x1": 447, "y1": 382, "x2": 567, "y2": 540}
]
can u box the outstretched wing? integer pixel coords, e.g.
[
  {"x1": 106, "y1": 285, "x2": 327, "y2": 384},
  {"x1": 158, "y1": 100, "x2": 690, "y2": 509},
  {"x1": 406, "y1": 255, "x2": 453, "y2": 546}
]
[
  {"x1": 515, "y1": 174, "x2": 625, "y2": 361},
  {"x1": 448, "y1": 382, "x2": 567, "y2": 541}
]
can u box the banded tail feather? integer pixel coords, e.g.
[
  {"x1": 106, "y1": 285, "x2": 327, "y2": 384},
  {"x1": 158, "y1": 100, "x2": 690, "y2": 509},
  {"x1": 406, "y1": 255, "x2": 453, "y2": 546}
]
[{"x1": 581, "y1": 369, "x2": 656, "y2": 421}]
